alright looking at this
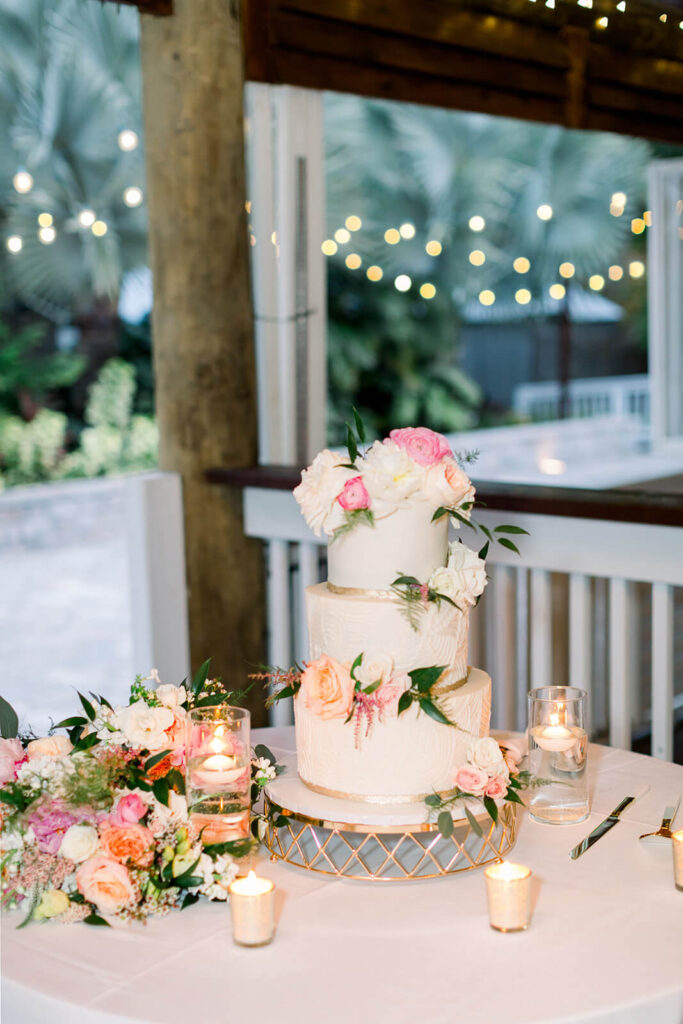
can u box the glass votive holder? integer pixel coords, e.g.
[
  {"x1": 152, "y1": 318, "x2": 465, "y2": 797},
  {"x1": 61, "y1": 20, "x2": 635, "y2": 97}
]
[
  {"x1": 672, "y1": 830, "x2": 683, "y2": 891},
  {"x1": 528, "y1": 686, "x2": 589, "y2": 825},
  {"x1": 484, "y1": 861, "x2": 532, "y2": 932},
  {"x1": 186, "y1": 707, "x2": 250, "y2": 830},
  {"x1": 228, "y1": 870, "x2": 276, "y2": 946}
]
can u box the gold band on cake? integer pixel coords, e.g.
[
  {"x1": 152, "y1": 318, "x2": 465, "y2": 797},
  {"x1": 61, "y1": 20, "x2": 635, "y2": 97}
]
[
  {"x1": 299, "y1": 775, "x2": 454, "y2": 804},
  {"x1": 326, "y1": 582, "x2": 398, "y2": 598}
]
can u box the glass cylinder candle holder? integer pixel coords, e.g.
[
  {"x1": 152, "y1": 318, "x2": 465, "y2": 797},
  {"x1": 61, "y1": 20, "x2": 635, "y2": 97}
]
[
  {"x1": 228, "y1": 870, "x2": 276, "y2": 946},
  {"x1": 672, "y1": 830, "x2": 683, "y2": 891},
  {"x1": 186, "y1": 707, "x2": 250, "y2": 842},
  {"x1": 484, "y1": 861, "x2": 532, "y2": 932},
  {"x1": 528, "y1": 686, "x2": 589, "y2": 825}
]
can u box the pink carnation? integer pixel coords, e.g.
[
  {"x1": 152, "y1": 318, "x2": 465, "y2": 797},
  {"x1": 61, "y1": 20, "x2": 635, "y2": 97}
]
[
  {"x1": 337, "y1": 475, "x2": 371, "y2": 511},
  {"x1": 453, "y1": 765, "x2": 489, "y2": 797},
  {"x1": 484, "y1": 775, "x2": 509, "y2": 800},
  {"x1": 389, "y1": 427, "x2": 452, "y2": 467},
  {"x1": 0, "y1": 738, "x2": 26, "y2": 784},
  {"x1": 109, "y1": 792, "x2": 147, "y2": 828}
]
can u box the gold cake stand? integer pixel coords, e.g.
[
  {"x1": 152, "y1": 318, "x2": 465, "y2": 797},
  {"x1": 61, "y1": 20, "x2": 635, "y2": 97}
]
[{"x1": 262, "y1": 794, "x2": 517, "y2": 882}]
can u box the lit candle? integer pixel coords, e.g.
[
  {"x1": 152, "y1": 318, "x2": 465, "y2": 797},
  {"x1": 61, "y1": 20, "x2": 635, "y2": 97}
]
[
  {"x1": 228, "y1": 870, "x2": 276, "y2": 946},
  {"x1": 531, "y1": 711, "x2": 577, "y2": 752},
  {"x1": 484, "y1": 861, "x2": 532, "y2": 932},
  {"x1": 192, "y1": 724, "x2": 245, "y2": 786},
  {"x1": 672, "y1": 830, "x2": 683, "y2": 891},
  {"x1": 191, "y1": 810, "x2": 250, "y2": 845}
]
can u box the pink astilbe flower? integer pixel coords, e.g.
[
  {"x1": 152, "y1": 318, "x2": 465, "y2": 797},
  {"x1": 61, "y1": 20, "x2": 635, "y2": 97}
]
[{"x1": 28, "y1": 803, "x2": 79, "y2": 855}]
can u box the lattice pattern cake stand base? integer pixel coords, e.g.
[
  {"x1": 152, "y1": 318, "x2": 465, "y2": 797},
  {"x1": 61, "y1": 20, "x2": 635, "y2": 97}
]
[{"x1": 263, "y1": 755, "x2": 517, "y2": 882}]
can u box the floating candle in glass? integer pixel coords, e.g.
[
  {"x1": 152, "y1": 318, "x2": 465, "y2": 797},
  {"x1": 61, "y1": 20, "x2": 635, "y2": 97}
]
[
  {"x1": 186, "y1": 707, "x2": 250, "y2": 830},
  {"x1": 528, "y1": 687, "x2": 589, "y2": 824},
  {"x1": 228, "y1": 870, "x2": 276, "y2": 946},
  {"x1": 484, "y1": 861, "x2": 532, "y2": 932}
]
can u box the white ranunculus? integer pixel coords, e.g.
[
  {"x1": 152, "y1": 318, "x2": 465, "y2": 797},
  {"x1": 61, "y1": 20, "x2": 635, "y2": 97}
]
[
  {"x1": 59, "y1": 824, "x2": 99, "y2": 863},
  {"x1": 361, "y1": 440, "x2": 425, "y2": 505},
  {"x1": 155, "y1": 684, "x2": 187, "y2": 709},
  {"x1": 115, "y1": 702, "x2": 174, "y2": 751},
  {"x1": 26, "y1": 735, "x2": 72, "y2": 761},
  {"x1": 355, "y1": 652, "x2": 394, "y2": 688},
  {"x1": 467, "y1": 737, "x2": 509, "y2": 779},
  {"x1": 293, "y1": 449, "x2": 356, "y2": 536},
  {"x1": 422, "y1": 458, "x2": 475, "y2": 511},
  {"x1": 446, "y1": 542, "x2": 488, "y2": 606}
]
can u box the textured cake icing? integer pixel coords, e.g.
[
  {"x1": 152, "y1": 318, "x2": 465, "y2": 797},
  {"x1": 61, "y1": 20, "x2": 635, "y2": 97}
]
[{"x1": 292, "y1": 425, "x2": 491, "y2": 804}]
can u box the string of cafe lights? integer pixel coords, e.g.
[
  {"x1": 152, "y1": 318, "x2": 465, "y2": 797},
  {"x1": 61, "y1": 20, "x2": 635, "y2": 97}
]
[
  {"x1": 4, "y1": 129, "x2": 143, "y2": 256},
  {"x1": 319, "y1": 193, "x2": 649, "y2": 305},
  {"x1": 525, "y1": 0, "x2": 683, "y2": 32}
]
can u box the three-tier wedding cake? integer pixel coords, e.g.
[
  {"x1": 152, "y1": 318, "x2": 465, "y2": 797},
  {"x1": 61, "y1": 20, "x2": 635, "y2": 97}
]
[{"x1": 290, "y1": 425, "x2": 493, "y2": 804}]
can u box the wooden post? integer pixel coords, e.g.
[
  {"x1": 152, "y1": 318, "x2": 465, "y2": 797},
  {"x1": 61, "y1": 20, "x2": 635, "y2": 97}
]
[{"x1": 139, "y1": 0, "x2": 266, "y2": 723}]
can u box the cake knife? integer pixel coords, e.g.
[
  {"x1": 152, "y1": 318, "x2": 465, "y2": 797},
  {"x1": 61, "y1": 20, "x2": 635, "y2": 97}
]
[{"x1": 569, "y1": 784, "x2": 650, "y2": 860}]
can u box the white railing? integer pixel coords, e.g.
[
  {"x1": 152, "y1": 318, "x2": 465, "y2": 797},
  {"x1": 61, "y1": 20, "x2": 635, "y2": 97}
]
[
  {"x1": 242, "y1": 485, "x2": 683, "y2": 758},
  {"x1": 513, "y1": 374, "x2": 650, "y2": 423}
]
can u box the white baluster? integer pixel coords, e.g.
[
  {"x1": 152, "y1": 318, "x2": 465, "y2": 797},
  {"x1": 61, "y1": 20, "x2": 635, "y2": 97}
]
[
  {"x1": 608, "y1": 578, "x2": 633, "y2": 749},
  {"x1": 651, "y1": 583, "x2": 674, "y2": 760},
  {"x1": 569, "y1": 571, "x2": 592, "y2": 700},
  {"x1": 490, "y1": 566, "x2": 516, "y2": 730},
  {"x1": 296, "y1": 542, "x2": 320, "y2": 664},
  {"x1": 267, "y1": 540, "x2": 293, "y2": 726},
  {"x1": 515, "y1": 568, "x2": 529, "y2": 731},
  {"x1": 530, "y1": 569, "x2": 552, "y2": 688}
]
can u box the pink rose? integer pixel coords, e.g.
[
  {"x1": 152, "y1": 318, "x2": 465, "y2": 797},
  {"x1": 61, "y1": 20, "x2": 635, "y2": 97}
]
[
  {"x1": 337, "y1": 475, "x2": 371, "y2": 511},
  {"x1": 484, "y1": 775, "x2": 509, "y2": 800},
  {"x1": 110, "y1": 792, "x2": 147, "y2": 828},
  {"x1": 377, "y1": 673, "x2": 410, "y2": 711},
  {"x1": 301, "y1": 655, "x2": 355, "y2": 720},
  {"x1": 0, "y1": 738, "x2": 26, "y2": 784},
  {"x1": 453, "y1": 765, "x2": 489, "y2": 796},
  {"x1": 389, "y1": 427, "x2": 451, "y2": 467},
  {"x1": 76, "y1": 855, "x2": 135, "y2": 915}
]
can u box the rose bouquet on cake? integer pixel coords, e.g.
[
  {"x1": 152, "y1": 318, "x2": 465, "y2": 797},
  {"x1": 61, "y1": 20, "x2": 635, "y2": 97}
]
[{"x1": 0, "y1": 663, "x2": 281, "y2": 927}]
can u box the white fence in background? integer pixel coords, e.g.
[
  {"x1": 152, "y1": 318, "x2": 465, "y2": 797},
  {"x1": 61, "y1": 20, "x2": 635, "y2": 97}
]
[
  {"x1": 243, "y1": 486, "x2": 683, "y2": 758},
  {"x1": 513, "y1": 374, "x2": 650, "y2": 423}
]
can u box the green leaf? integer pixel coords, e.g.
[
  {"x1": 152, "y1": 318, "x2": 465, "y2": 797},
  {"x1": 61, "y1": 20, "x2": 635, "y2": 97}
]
[
  {"x1": 437, "y1": 811, "x2": 454, "y2": 838},
  {"x1": 145, "y1": 749, "x2": 172, "y2": 772},
  {"x1": 505, "y1": 788, "x2": 525, "y2": 806},
  {"x1": 271, "y1": 685, "x2": 294, "y2": 702},
  {"x1": 391, "y1": 574, "x2": 421, "y2": 587},
  {"x1": 77, "y1": 692, "x2": 96, "y2": 722},
  {"x1": 174, "y1": 874, "x2": 203, "y2": 889},
  {"x1": 274, "y1": 814, "x2": 289, "y2": 828},
  {"x1": 152, "y1": 778, "x2": 170, "y2": 806},
  {"x1": 479, "y1": 524, "x2": 493, "y2": 542},
  {"x1": 478, "y1": 541, "x2": 490, "y2": 560},
  {"x1": 424, "y1": 793, "x2": 441, "y2": 807},
  {"x1": 362, "y1": 679, "x2": 383, "y2": 695},
  {"x1": 352, "y1": 406, "x2": 366, "y2": 444},
  {"x1": 498, "y1": 537, "x2": 521, "y2": 556},
  {"x1": 464, "y1": 805, "x2": 483, "y2": 837},
  {"x1": 181, "y1": 892, "x2": 200, "y2": 910},
  {"x1": 431, "y1": 506, "x2": 449, "y2": 523},
  {"x1": 397, "y1": 691, "x2": 413, "y2": 715},
  {"x1": 203, "y1": 838, "x2": 257, "y2": 859},
  {"x1": 450, "y1": 509, "x2": 475, "y2": 530},
  {"x1": 494, "y1": 525, "x2": 530, "y2": 535},
  {"x1": 254, "y1": 743, "x2": 276, "y2": 764},
  {"x1": 165, "y1": 769, "x2": 185, "y2": 794},
  {"x1": 192, "y1": 658, "x2": 212, "y2": 696},
  {"x1": 350, "y1": 652, "x2": 363, "y2": 680},
  {"x1": 483, "y1": 796, "x2": 499, "y2": 824},
  {"x1": 69, "y1": 892, "x2": 86, "y2": 904},
  {"x1": 346, "y1": 423, "x2": 358, "y2": 464},
  {"x1": 53, "y1": 716, "x2": 87, "y2": 730},
  {"x1": 71, "y1": 732, "x2": 100, "y2": 753},
  {"x1": 409, "y1": 665, "x2": 446, "y2": 693},
  {"x1": 0, "y1": 697, "x2": 19, "y2": 739},
  {"x1": 419, "y1": 697, "x2": 453, "y2": 726},
  {"x1": 0, "y1": 789, "x2": 28, "y2": 811},
  {"x1": 83, "y1": 913, "x2": 111, "y2": 927}
]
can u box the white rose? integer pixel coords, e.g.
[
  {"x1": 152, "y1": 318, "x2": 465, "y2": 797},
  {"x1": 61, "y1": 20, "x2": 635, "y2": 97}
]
[
  {"x1": 115, "y1": 702, "x2": 174, "y2": 751},
  {"x1": 427, "y1": 566, "x2": 463, "y2": 604},
  {"x1": 59, "y1": 824, "x2": 100, "y2": 863},
  {"x1": 361, "y1": 440, "x2": 425, "y2": 506},
  {"x1": 149, "y1": 789, "x2": 187, "y2": 833},
  {"x1": 293, "y1": 449, "x2": 356, "y2": 536},
  {"x1": 423, "y1": 458, "x2": 475, "y2": 511},
  {"x1": 467, "y1": 737, "x2": 508, "y2": 779},
  {"x1": 26, "y1": 735, "x2": 73, "y2": 761},
  {"x1": 355, "y1": 652, "x2": 394, "y2": 688},
  {"x1": 155, "y1": 684, "x2": 187, "y2": 709},
  {"x1": 446, "y1": 542, "x2": 488, "y2": 606}
]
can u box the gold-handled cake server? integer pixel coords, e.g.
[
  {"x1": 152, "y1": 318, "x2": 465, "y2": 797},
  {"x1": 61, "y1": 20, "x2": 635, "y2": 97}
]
[{"x1": 638, "y1": 796, "x2": 680, "y2": 844}]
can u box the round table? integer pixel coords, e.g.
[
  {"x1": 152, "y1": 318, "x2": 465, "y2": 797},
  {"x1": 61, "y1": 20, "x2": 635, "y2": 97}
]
[{"x1": 3, "y1": 728, "x2": 683, "y2": 1024}]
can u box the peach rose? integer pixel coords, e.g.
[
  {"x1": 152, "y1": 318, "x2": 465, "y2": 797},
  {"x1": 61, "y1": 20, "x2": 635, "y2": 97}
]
[
  {"x1": 301, "y1": 655, "x2": 355, "y2": 720},
  {"x1": 453, "y1": 765, "x2": 489, "y2": 796},
  {"x1": 484, "y1": 775, "x2": 509, "y2": 800},
  {"x1": 423, "y1": 458, "x2": 475, "y2": 510},
  {"x1": 99, "y1": 823, "x2": 154, "y2": 866},
  {"x1": 76, "y1": 855, "x2": 135, "y2": 915},
  {"x1": 26, "y1": 735, "x2": 72, "y2": 760}
]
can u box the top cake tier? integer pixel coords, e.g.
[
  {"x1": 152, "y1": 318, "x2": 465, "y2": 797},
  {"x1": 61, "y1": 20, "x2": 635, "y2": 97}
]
[{"x1": 327, "y1": 503, "x2": 448, "y2": 590}]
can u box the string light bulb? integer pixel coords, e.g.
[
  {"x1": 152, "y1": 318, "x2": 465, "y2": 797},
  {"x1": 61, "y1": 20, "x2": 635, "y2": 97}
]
[
  {"x1": 38, "y1": 213, "x2": 53, "y2": 227},
  {"x1": 559, "y1": 262, "x2": 575, "y2": 278},
  {"x1": 425, "y1": 240, "x2": 442, "y2": 256},
  {"x1": 478, "y1": 289, "x2": 495, "y2": 306},
  {"x1": 589, "y1": 274, "x2": 605, "y2": 291},
  {"x1": 419, "y1": 283, "x2": 436, "y2": 299},
  {"x1": 515, "y1": 289, "x2": 531, "y2": 305},
  {"x1": 612, "y1": 191, "x2": 627, "y2": 206},
  {"x1": 549, "y1": 283, "x2": 566, "y2": 300},
  {"x1": 513, "y1": 257, "x2": 530, "y2": 273},
  {"x1": 123, "y1": 186, "x2": 143, "y2": 207},
  {"x1": 595, "y1": 15, "x2": 608, "y2": 27},
  {"x1": 384, "y1": 228, "x2": 400, "y2": 245},
  {"x1": 469, "y1": 250, "x2": 486, "y2": 266},
  {"x1": 536, "y1": 204, "x2": 553, "y2": 221},
  {"x1": 334, "y1": 228, "x2": 350, "y2": 244},
  {"x1": 629, "y1": 261, "x2": 645, "y2": 278},
  {"x1": 13, "y1": 170, "x2": 33, "y2": 194},
  {"x1": 608, "y1": 265, "x2": 623, "y2": 281},
  {"x1": 321, "y1": 239, "x2": 337, "y2": 256},
  {"x1": 118, "y1": 129, "x2": 139, "y2": 151},
  {"x1": 394, "y1": 274, "x2": 412, "y2": 292},
  {"x1": 616, "y1": 1, "x2": 626, "y2": 10},
  {"x1": 6, "y1": 236, "x2": 22, "y2": 254},
  {"x1": 78, "y1": 209, "x2": 96, "y2": 228},
  {"x1": 38, "y1": 226, "x2": 56, "y2": 244},
  {"x1": 91, "y1": 220, "x2": 108, "y2": 237},
  {"x1": 345, "y1": 253, "x2": 361, "y2": 270},
  {"x1": 366, "y1": 265, "x2": 383, "y2": 281},
  {"x1": 345, "y1": 215, "x2": 362, "y2": 231},
  {"x1": 399, "y1": 222, "x2": 416, "y2": 239},
  {"x1": 468, "y1": 215, "x2": 486, "y2": 232},
  {"x1": 631, "y1": 218, "x2": 645, "y2": 234}
]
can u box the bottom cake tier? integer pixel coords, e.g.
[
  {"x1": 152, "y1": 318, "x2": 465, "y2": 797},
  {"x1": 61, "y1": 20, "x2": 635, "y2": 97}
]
[{"x1": 294, "y1": 666, "x2": 491, "y2": 803}]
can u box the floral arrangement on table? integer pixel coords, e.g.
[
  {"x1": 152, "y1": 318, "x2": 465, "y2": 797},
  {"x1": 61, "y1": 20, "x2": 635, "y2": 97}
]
[
  {"x1": 293, "y1": 413, "x2": 526, "y2": 559},
  {"x1": 253, "y1": 651, "x2": 460, "y2": 747},
  {"x1": 425, "y1": 736, "x2": 530, "y2": 838},
  {"x1": 0, "y1": 662, "x2": 282, "y2": 927}
]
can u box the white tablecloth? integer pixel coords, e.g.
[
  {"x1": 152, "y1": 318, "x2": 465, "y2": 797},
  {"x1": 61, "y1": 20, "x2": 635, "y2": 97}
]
[{"x1": 3, "y1": 728, "x2": 683, "y2": 1024}]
